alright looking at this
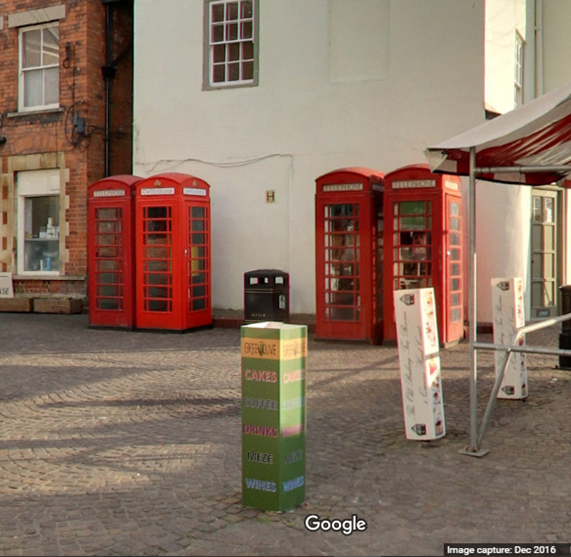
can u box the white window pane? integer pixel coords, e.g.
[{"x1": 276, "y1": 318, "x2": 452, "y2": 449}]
[
  {"x1": 242, "y1": 41, "x2": 253, "y2": 61},
  {"x1": 544, "y1": 198, "x2": 554, "y2": 223},
  {"x1": 45, "y1": 67, "x2": 59, "y2": 105},
  {"x1": 545, "y1": 282, "x2": 555, "y2": 306},
  {"x1": 43, "y1": 26, "x2": 60, "y2": 66},
  {"x1": 213, "y1": 64, "x2": 225, "y2": 83},
  {"x1": 241, "y1": 21, "x2": 252, "y2": 39},
  {"x1": 532, "y1": 197, "x2": 542, "y2": 221},
  {"x1": 26, "y1": 196, "x2": 60, "y2": 237},
  {"x1": 228, "y1": 43, "x2": 239, "y2": 61},
  {"x1": 211, "y1": 24, "x2": 224, "y2": 43},
  {"x1": 242, "y1": 60, "x2": 253, "y2": 80},
  {"x1": 226, "y1": 23, "x2": 238, "y2": 41},
  {"x1": 23, "y1": 195, "x2": 60, "y2": 273},
  {"x1": 213, "y1": 44, "x2": 226, "y2": 63},
  {"x1": 226, "y1": 2, "x2": 238, "y2": 21},
  {"x1": 228, "y1": 62, "x2": 240, "y2": 81},
  {"x1": 24, "y1": 70, "x2": 43, "y2": 107},
  {"x1": 241, "y1": 1, "x2": 253, "y2": 19},
  {"x1": 211, "y1": 3, "x2": 224, "y2": 22},
  {"x1": 23, "y1": 29, "x2": 42, "y2": 68}
]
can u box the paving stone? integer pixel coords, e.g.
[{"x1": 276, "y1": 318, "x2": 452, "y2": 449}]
[{"x1": 0, "y1": 314, "x2": 570, "y2": 555}]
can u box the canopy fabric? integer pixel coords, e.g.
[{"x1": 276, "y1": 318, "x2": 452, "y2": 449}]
[{"x1": 425, "y1": 81, "x2": 571, "y2": 185}]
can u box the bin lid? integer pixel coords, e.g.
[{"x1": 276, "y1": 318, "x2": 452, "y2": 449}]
[
  {"x1": 244, "y1": 269, "x2": 289, "y2": 277},
  {"x1": 244, "y1": 269, "x2": 289, "y2": 286}
]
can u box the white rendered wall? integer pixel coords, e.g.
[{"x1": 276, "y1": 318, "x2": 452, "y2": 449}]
[
  {"x1": 133, "y1": 0, "x2": 486, "y2": 313},
  {"x1": 475, "y1": 182, "x2": 532, "y2": 322},
  {"x1": 541, "y1": 0, "x2": 571, "y2": 93},
  {"x1": 474, "y1": 0, "x2": 530, "y2": 323},
  {"x1": 484, "y1": 0, "x2": 526, "y2": 114},
  {"x1": 540, "y1": 0, "x2": 571, "y2": 289}
]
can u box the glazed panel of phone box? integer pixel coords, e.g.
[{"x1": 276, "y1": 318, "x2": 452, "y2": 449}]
[{"x1": 241, "y1": 325, "x2": 307, "y2": 512}]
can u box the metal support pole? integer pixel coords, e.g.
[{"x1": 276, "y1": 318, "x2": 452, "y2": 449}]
[
  {"x1": 475, "y1": 165, "x2": 571, "y2": 174},
  {"x1": 474, "y1": 341, "x2": 571, "y2": 358},
  {"x1": 459, "y1": 147, "x2": 489, "y2": 457},
  {"x1": 477, "y1": 347, "x2": 513, "y2": 448}
]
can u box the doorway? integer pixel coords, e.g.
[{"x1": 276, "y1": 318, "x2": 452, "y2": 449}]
[{"x1": 530, "y1": 188, "x2": 561, "y2": 319}]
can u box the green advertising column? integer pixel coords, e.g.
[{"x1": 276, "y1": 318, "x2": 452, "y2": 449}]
[{"x1": 241, "y1": 321, "x2": 307, "y2": 512}]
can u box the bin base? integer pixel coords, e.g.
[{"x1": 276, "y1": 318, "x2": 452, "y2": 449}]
[{"x1": 559, "y1": 333, "x2": 571, "y2": 370}]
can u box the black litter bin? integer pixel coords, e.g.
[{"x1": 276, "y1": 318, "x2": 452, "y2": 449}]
[
  {"x1": 559, "y1": 285, "x2": 571, "y2": 369},
  {"x1": 244, "y1": 269, "x2": 289, "y2": 324}
]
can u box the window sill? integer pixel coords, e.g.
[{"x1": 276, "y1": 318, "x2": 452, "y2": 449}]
[
  {"x1": 6, "y1": 107, "x2": 64, "y2": 119},
  {"x1": 203, "y1": 81, "x2": 258, "y2": 91},
  {"x1": 13, "y1": 275, "x2": 86, "y2": 281}
]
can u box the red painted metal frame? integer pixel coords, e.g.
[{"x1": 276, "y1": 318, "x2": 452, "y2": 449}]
[
  {"x1": 135, "y1": 173, "x2": 212, "y2": 331},
  {"x1": 383, "y1": 164, "x2": 463, "y2": 345},
  {"x1": 315, "y1": 168, "x2": 384, "y2": 344},
  {"x1": 87, "y1": 175, "x2": 141, "y2": 329}
]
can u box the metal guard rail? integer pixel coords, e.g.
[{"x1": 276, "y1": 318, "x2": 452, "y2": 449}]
[{"x1": 470, "y1": 311, "x2": 571, "y2": 452}]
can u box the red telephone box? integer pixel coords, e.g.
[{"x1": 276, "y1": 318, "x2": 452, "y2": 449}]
[
  {"x1": 315, "y1": 167, "x2": 385, "y2": 344},
  {"x1": 88, "y1": 175, "x2": 141, "y2": 329},
  {"x1": 135, "y1": 173, "x2": 212, "y2": 331},
  {"x1": 383, "y1": 164, "x2": 463, "y2": 345}
]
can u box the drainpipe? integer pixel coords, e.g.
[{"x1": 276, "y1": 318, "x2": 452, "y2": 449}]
[{"x1": 101, "y1": 2, "x2": 115, "y2": 177}]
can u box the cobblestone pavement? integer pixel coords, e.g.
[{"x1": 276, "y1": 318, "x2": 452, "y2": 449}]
[{"x1": 1, "y1": 313, "x2": 571, "y2": 556}]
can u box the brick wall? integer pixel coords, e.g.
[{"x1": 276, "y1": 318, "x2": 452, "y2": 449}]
[{"x1": 0, "y1": 0, "x2": 133, "y2": 297}]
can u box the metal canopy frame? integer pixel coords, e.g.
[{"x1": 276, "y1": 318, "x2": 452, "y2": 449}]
[{"x1": 463, "y1": 150, "x2": 571, "y2": 456}]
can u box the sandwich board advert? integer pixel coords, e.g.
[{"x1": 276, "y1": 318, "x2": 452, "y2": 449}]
[
  {"x1": 0, "y1": 272, "x2": 14, "y2": 298},
  {"x1": 491, "y1": 277, "x2": 527, "y2": 400},
  {"x1": 393, "y1": 287, "x2": 445, "y2": 441}
]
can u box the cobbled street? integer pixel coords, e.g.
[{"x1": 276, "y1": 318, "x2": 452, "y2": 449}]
[{"x1": 1, "y1": 313, "x2": 570, "y2": 556}]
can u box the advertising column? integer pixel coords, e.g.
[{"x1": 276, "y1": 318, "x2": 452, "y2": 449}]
[
  {"x1": 241, "y1": 322, "x2": 307, "y2": 512},
  {"x1": 393, "y1": 288, "x2": 445, "y2": 440},
  {"x1": 491, "y1": 277, "x2": 527, "y2": 399}
]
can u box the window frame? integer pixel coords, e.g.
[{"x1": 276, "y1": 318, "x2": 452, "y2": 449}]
[
  {"x1": 18, "y1": 22, "x2": 60, "y2": 112},
  {"x1": 203, "y1": 0, "x2": 259, "y2": 90},
  {"x1": 17, "y1": 170, "x2": 62, "y2": 277}
]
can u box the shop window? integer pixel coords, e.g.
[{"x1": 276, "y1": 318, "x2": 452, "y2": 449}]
[
  {"x1": 17, "y1": 170, "x2": 61, "y2": 275},
  {"x1": 204, "y1": 0, "x2": 258, "y2": 89},
  {"x1": 19, "y1": 22, "x2": 60, "y2": 111}
]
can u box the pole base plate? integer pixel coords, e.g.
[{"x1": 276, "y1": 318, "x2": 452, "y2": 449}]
[{"x1": 458, "y1": 447, "x2": 490, "y2": 458}]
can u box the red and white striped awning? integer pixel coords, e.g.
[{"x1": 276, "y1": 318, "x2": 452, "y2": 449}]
[{"x1": 425, "y1": 81, "x2": 571, "y2": 185}]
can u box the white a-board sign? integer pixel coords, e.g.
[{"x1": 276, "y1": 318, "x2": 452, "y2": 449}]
[
  {"x1": 0, "y1": 272, "x2": 14, "y2": 298},
  {"x1": 393, "y1": 287, "x2": 445, "y2": 440},
  {"x1": 491, "y1": 277, "x2": 527, "y2": 399}
]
